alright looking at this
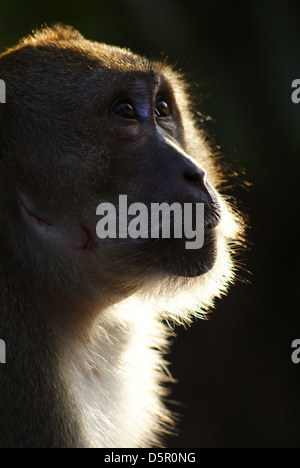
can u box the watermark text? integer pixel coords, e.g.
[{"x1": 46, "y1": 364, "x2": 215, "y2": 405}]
[
  {"x1": 96, "y1": 195, "x2": 205, "y2": 250},
  {"x1": 291, "y1": 339, "x2": 300, "y2": 364},
  {"x1": 291, "y1": 79, "x2": 300, "y2": 104},
  {"x1": 0, "y1": 339, "x2": 6, "y2": 364},
  {"x1": 0, "y1": 79, "x2": 6, "y2": 104}
]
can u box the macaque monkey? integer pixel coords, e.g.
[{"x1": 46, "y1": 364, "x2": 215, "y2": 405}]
[{"x1": 0, "y1": 25, "x2": 242, "y2": 448}]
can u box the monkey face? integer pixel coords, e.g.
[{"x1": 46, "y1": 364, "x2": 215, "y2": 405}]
[
  {"x1": 0, "y1": 29, "x2": 236, "y2": 297},
  {"x1": 94, "y1": 73, "x2": 223, "y2": 279}
]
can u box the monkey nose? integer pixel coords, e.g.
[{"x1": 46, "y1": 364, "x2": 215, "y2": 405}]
[
  {"x1": 184, "y1": 169, "x2": 213, "y2": 202},
  {"x1": 184, "y1": 169, "x2": 222, "y2": 227}
]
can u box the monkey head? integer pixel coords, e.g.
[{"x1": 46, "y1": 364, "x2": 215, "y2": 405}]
[{"x1": 0, "y1": 26, "x2": 241, "y2": 315}]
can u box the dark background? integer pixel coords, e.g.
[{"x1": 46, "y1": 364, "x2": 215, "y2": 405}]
[{"x1": 1, "y1": 0, "x2": 299, "y2": 448}]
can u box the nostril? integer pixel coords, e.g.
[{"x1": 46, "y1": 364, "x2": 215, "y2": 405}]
[
  {"x1": 184, "y1": 169, "x2": 216, "y2": 205},
  {"x1": 184, "y1": 170, "x2": 207, "y2": 192}
]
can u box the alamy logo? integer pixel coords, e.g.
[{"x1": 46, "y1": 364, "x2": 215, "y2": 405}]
[
  {"x1": 0, "y1": 340, "x2": 6, "y2": 364},
  {"x1": 291, "y1": 79, "x2": 300, "y2": 104},
  {"x1": 0, "y1": 79, "x2": 6, "y2": 104},
  {"x1": 96, "y1": 195, "x2": 205, "y2": 250},
  {"x1": 291, "y1": 339, "x2": 300, "y2": 364}
]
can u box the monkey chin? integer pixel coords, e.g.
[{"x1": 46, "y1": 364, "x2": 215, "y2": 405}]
[{"x1": 140, "y1": 227, "x2": 218, "y2": 279}]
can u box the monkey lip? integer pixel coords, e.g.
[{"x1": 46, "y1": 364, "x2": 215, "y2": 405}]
[
  {"x1": 204, "y1": 204, "x2": 222, "y2": 229},
  {"x1": 205, "y1": 216, "x2": 221, "y2": 230}
]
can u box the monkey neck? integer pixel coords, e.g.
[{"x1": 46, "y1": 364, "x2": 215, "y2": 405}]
[
  {"x1": 0, "y1": 273, "x2": 166, "y2": 448},
  {"x1": 0, "y1": 266, "x2": 95, "y2": 447},
  {"x1": 0, "y1": 284, "x2": 86, "y2": 447}
]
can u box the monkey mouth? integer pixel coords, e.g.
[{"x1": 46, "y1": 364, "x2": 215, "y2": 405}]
[{"x1": 205, "y1": 210, "x2": 222, "y2": 229}]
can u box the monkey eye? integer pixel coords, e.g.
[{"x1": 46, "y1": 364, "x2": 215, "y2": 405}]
[
  {"x1": 155, "y1": 99, "x2": 170, "y2": 118},
  {"x1": 113, "y1": 100, "x2": 136, "y2": 119}
]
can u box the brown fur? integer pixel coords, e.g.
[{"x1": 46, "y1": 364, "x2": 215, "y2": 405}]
[{"x1": 0, "y1": 25, "x2": 243, "y2": 448}]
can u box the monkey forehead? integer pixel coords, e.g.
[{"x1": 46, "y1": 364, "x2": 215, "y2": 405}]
[
  {"x1": 10, "y1": 25, "x2": 153, "y2": 70},
  {"x1": 0, "y1": 41, "x2": 168, "y2": 93},
  {"x1": 1, "y1": 24, "x2": 173, "y2": 78},
  {"x1": 103, "y1": 69, "x2": 162, "y2": 93},
  {"x1": 0, "y1": 26, "x2": 183, "y2": 116}
]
